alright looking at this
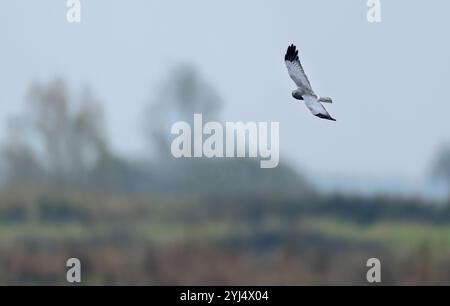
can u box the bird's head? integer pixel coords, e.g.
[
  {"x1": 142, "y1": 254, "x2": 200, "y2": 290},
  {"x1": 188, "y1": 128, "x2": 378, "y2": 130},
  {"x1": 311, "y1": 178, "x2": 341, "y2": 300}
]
[{"x1": 292, "y1": 90, "x2": 303, "y2": 100}]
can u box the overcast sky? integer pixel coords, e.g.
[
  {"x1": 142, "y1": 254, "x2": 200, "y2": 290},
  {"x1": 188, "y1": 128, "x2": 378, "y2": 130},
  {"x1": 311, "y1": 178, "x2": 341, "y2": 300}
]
[{"x1": 1, "y1": 0, "x2": 449, "y2": 181}]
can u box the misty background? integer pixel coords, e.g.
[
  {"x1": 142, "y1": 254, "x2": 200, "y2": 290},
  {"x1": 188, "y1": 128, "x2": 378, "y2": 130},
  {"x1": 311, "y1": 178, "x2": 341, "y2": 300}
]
[
  {"x1": 0, "y1": 0, "x2": 450, "y2": 285},
  {"x1": 1, "y1": 1, "x2": 450, "y2": 194}
]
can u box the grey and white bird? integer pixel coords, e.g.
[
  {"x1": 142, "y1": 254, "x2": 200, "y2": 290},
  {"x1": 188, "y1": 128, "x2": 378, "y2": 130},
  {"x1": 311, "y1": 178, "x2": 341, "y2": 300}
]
[{"x1": 285, "y1": 44, "x2": 336, "y2": 121}]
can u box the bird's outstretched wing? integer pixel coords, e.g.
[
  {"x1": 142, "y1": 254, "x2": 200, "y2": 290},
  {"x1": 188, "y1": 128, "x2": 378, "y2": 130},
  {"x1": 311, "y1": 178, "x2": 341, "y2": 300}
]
[
  {"x1": 303, "y1": 95, "x2": 336, "y2": 121},
  {"x1": 285, "y1": 44, "x2": 313, "y2": 92}
]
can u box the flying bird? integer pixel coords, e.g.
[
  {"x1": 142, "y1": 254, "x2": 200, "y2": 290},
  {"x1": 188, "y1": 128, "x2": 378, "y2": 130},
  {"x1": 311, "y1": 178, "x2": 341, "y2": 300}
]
[{"x1": 285, "y1": 44, "x2": 336, "y2": 121}]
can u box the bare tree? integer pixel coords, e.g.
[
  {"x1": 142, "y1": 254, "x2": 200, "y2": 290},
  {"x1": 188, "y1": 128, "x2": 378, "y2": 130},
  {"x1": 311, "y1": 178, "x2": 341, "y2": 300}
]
[
  {"x1": 144, "y1": 65, "x2": 223, "y2": 158},
  {"x1": 431, "y1": 145, "x2": 450, "y2": 195},
  {"x1": 2, "y1": 79, "x2": 112, "y2": 188},
  {"x1": 1, "y1": 116, "x2": 42, "y2": 184}
]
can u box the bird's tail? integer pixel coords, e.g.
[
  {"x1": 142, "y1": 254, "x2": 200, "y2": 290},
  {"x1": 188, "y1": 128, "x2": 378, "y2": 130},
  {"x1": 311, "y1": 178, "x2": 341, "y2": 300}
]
[{"x1": 318, "y1": 96, "x2": 333, "y2": 104}]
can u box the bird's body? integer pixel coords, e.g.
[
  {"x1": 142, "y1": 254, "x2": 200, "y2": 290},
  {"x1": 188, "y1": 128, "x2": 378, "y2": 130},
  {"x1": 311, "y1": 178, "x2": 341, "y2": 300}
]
[{"x1": 285, "y1": 44, "x2": 336, "y2": 121}]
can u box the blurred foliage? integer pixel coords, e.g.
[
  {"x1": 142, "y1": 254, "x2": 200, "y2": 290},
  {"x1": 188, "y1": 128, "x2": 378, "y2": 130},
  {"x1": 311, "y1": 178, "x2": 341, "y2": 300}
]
[
  {"x1": 0, "y1": 189, "x2": 449, "y2": 285},
  {"x1": 432, "y1": 145, "x2": 450, "y2": 189},
  {"x1": 1, "y1": 69, "x2": 450, "y2": 285},
  {"x1": 1, "y1": 70, "x2": 311, "y2": 195},
  {"x1": 1, "y1": 79, "x2": 116, "y2": 190}
]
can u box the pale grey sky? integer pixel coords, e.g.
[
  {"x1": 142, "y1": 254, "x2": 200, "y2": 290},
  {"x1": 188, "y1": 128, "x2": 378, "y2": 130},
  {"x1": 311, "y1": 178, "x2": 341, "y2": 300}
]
[{"x1": 0, "y1": 0, "x2": 449, "y2": 181}]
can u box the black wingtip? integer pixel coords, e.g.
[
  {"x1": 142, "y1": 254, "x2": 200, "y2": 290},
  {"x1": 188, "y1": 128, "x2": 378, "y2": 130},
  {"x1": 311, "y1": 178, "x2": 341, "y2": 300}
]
[
  {"x1": 285, "y1": 44, "x2": 299, "y2": 62},
  {"x1": 315, "y1": 114, "x2": 337, "y2": 121}
]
